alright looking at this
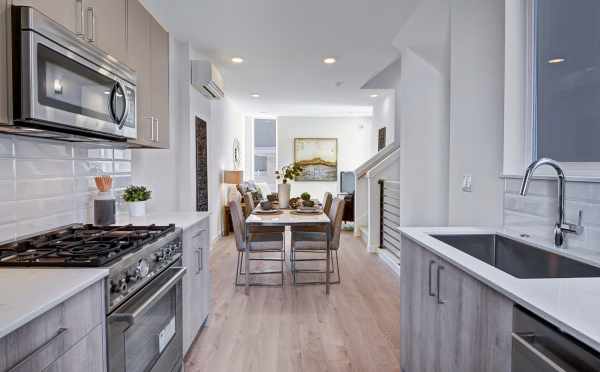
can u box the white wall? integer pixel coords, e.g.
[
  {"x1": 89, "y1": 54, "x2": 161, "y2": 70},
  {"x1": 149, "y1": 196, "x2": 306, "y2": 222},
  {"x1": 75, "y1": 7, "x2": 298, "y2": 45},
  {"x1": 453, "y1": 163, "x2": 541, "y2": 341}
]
[
  {"x1": 276, "y1": 116, "x2": 373, "y2": 199},
  {"x1": 448, "y1": 0, "x2": 505, "y2": 226},
  {"x1": 398, "y1": 48, "x2": 450, "y2": 227},
  {"x1": 132, "y1": 38, "x2": 244, "y2": 241},
  {"x1": 371, "y1": 92, "x2": 395, "y2": 152}
]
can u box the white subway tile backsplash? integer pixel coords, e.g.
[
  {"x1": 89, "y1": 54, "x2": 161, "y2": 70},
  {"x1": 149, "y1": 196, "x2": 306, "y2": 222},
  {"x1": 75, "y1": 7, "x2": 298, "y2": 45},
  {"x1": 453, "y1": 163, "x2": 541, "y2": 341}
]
[
  {"x1": 0, "y1": 159, "x2": 15, "y2": 180},
  {"x1": 15, "y1": 196, "x2": 75, "y2": 221},
  {"x1": 74, "y1": 160, "x2": 113, "y2": 176},
  {"x1": 14, "y1": 138, "x2": 73, "y2": 159},
  {"x1": 73, "y1": 145, "x2": 113, "y2": 160},
  {"x1": 16, "y1": 159, "x2": 74, "y2": 179},
  {"x1": 0, "y1": 135, "x2": 132, "y2": 240},
  {"x1": 0, "y1": 181, "x2": 16, "y2": 202},
  {"x1": 504, "y1": 178, "x2": 600, "y2": 253},
  {"x1": 0, "y1": 202, "x2": 16, "y2": 224},
  {"x1": 0, "y1": 223, "x2": 16, "y2": 243},
  {"x1": 16, "y1": 178, "x2": 74, "y2": 199},
  {"x1": 0, "y1": 137, "x2": 13, "y2": 157},
  {"x1": 114, "y1": 149, "x2": 131, "y2": 160}
]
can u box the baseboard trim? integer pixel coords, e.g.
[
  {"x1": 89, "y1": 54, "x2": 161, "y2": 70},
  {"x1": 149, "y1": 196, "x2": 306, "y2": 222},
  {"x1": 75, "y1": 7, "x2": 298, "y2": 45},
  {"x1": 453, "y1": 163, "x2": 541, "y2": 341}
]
[{"x1": 377, "y1": 249, "x2": 400, "y2": 276}]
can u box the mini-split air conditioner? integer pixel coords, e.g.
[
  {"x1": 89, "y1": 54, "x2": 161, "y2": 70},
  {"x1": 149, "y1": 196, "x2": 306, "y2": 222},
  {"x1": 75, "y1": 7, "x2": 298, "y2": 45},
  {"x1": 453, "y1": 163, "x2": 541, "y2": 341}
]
[{"x1": 191, "y1": 60, "x2": 224, "y2": 99}]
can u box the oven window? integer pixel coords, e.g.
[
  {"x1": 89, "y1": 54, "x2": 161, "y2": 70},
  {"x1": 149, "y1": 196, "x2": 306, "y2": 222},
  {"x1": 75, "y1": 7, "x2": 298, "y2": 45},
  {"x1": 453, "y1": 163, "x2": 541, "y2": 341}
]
[
  {"x1": 124, "y1": 286, "x2": 177, "y2": 372},
  {"x1": 37, "y1": 44, "x2": 115, "y2": 122}
]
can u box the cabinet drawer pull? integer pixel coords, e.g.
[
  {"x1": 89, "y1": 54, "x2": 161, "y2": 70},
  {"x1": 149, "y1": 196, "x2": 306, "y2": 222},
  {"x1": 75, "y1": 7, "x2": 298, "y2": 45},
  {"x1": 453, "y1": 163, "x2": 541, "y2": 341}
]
[
  {"x1": 436, "y1": 266, "x2": 446, "y2": 304},
  {"x1": 192, "y1": 229, "x2": 208, "y2": 239},
  {"x1": 75, "y1": 0, "x2": 84, "y2": 37},
  {"x1": 428, "y1": 260, "x2": 436, "y2": 297},
  {"x1": 197, "y1": 247, "x2": 204, "y2": 272},
  {"x1": 9, "y1": 328, "x2": 67, "y2": 372},
  {"x1": 86, "y1": 7, "x2": 95, "y2": 42},
  {"x1": 154, "y1": 118, "x2": 159, "y2": 143}
]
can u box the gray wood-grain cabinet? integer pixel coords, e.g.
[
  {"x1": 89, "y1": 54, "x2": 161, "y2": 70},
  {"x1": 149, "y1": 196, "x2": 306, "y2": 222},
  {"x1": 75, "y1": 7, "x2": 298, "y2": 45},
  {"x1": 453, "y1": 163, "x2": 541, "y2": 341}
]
[
  {"x1": 400, "y1": 237, "x2": 513, "y2": 372},
  {"x1": 0, "y1": 0, "x2": 7, "y2": 124},
  {"x1": 182, "y1": 218, "x2": 211, "y2": 354},
  {"x1": 0, "y1": 281, "x2": 106, "y2": 372},
  {"x1": 11, "y1": 0, "x2": 127, "y2": 62},
  {"x1": 126, "y1": 0, "x2": 170, "y2": 149}
]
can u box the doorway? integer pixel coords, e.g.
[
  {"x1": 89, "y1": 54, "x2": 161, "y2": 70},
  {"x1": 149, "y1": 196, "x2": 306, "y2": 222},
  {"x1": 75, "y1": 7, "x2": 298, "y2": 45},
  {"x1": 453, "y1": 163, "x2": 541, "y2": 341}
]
[{"x1": 196, "y1": 117, "x2": 208, "y2": 211}]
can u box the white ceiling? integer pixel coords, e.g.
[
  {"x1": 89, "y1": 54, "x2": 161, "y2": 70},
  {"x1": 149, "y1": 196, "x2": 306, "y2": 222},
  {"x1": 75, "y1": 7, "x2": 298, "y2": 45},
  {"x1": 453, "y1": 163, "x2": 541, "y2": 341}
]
[{"x1": 141, "y1": 0, "x2": 419, "y2": 116}]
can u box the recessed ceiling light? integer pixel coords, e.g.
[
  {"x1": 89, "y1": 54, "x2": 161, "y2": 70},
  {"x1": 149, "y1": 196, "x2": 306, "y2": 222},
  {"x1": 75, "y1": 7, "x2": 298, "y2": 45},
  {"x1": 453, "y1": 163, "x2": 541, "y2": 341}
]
[
  {"x1": 370, "y1": 94, "x2": 379, "y2": 98},
  {"x1": 323, "y1": 57, "x2": 337, "y2": 65},
  {"x1": 250, "y1": 93, "x2": 261, "y2": 98},
  {"x1": 548, "y1": 58, "x2": 565, "y2": 64},
  {"x1": 231, "y1": 57, "x2": 244, "y2": 64}
]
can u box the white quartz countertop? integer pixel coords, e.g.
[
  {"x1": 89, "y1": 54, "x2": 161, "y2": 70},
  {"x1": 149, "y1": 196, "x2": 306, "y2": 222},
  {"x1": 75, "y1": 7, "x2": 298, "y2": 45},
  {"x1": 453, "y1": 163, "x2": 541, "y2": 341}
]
[
  {"x1": 0, "y1": 268, "x2": 108, "y2": 339},
  {"x1": 115, "y1": 211, "x2": 210, "y2": 230},
  {"x1": 399, "y1": 226, "x2": 600, "y2": 353}
]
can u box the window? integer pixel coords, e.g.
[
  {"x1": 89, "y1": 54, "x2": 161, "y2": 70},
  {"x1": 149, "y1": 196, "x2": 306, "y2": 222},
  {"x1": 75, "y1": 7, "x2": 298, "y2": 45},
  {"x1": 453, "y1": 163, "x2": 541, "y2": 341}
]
[
  {"x1": 253, "y1": 119, "x2": 277, "y2": 192},
  {"x1": 534, "y1": 0, "x2": 600, "y2": 162}
]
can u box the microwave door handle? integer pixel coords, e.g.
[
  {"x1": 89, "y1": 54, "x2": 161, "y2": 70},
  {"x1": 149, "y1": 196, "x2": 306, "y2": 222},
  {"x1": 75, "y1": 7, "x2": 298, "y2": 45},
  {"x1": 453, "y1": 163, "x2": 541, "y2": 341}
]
[
  {"x1": 117, "y1": 83, "x2": 130, "y2": 130},
  {"x1": 111, "y1": 267, "x2": 186, "y2": 325},
  {"x1": 109, "y1": 82, "x2": 129, "y2": 130}
]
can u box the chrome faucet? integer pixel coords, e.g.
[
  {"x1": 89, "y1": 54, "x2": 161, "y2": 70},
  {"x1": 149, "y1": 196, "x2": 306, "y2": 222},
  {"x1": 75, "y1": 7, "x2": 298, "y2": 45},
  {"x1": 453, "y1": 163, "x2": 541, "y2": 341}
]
[{"x1": 519, "y1": 158, "x2": 583, "y2": 247}]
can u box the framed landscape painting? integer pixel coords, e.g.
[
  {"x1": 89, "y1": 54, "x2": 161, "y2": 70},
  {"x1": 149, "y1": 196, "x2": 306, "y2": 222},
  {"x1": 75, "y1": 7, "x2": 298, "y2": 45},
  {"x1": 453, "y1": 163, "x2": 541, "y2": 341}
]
[{"x1": 294, "y1": 138, "x2": 338, "y2": 181}]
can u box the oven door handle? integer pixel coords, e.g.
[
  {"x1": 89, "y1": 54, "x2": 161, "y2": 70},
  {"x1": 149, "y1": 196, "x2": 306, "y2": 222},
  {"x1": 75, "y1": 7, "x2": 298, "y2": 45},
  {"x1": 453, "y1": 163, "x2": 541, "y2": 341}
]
[{"x1": 111, "y1": 267, "x2": 186, "y2": 325}]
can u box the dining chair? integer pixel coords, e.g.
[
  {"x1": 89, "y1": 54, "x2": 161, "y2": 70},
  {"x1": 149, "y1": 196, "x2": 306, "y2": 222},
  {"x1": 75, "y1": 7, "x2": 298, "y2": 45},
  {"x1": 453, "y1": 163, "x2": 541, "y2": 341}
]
[
  {"x1": 322, "y1": 192, "x2": 333, "y2": 215},
  {"x1": 229, "y1": 199, "x2": 285, "y2": 287},
  {"x1": 243, "y1": 192, "x2": 255, "y2": 218},
  {"x1": 290, "y1": 198, "x2": 345, "y2": 285}
]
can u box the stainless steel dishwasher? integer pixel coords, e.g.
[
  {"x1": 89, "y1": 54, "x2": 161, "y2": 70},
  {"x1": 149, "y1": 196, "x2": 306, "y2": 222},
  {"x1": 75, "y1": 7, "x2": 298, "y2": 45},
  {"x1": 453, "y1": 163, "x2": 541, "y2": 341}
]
[{"x1": 512, "y1": 306, "x2": 600, "y2": 371}]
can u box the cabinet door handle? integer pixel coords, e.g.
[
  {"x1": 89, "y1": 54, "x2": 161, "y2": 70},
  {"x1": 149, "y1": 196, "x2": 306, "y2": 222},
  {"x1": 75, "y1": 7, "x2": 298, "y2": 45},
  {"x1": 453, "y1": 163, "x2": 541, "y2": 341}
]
[
  {"x1": 436, "y1": 265, "x2": 446, "y2": 305},
  {"x1": 154, "y1": 119, "x2": 159, "y2": 143},
  {"x1": 75, "y1": 0, "x2": 84, "y2": 37},
  {"x1": 144, "y1": 116, "x2": 154, "y2": 141},
  {"x1": 198, "y1": 247, "x2": 204, "y2": 272},
  {"x1": 428, "y1": 260, "x2": 436, "y2": 297},
  {"x1": 9, "y1": 328, "x2": 67, "y2": 371},
  {"x1": 195, "y1": 248, "x2": 203, "y2": 273},
  {"x1": 86, "y1": 7, "x2": 95, "y2": 42}
]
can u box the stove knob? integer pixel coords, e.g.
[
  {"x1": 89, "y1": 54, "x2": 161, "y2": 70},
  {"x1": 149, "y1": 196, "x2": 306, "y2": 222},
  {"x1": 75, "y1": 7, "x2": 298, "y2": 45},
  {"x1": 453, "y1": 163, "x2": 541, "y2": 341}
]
[
  {"x1": 135, "y1": 259, "x2": 150, "y2": 279},
  {"x1": 116, "y1": 277, "x2": 127, "y2": 293}
]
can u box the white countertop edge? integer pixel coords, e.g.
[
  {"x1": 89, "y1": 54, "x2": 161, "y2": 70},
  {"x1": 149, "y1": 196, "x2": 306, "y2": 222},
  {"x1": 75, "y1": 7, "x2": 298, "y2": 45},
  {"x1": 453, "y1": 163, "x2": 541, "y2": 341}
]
[
  {"x1": 115, "y1": 211, "x2": 211, "y2": 230},
  {"x1": 398, "y1": 226, "x2": 600, "y2": 353},
  {"x1": 0, "y1": 268, "x2": 109, "y2": 339}
]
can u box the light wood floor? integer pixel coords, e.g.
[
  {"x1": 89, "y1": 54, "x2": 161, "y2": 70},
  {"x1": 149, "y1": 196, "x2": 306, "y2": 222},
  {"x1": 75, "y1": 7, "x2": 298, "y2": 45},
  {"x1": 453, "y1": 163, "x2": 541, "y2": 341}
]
[{"x1": 184, "y1": 231, "x2": 401, "y2": 372}]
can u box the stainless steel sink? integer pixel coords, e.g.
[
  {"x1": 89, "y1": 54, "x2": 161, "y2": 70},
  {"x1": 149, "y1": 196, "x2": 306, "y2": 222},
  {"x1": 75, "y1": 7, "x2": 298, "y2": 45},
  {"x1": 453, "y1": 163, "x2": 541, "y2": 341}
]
[{"x1": 430, "y1": 234, "x2": 600, "y2": 279}]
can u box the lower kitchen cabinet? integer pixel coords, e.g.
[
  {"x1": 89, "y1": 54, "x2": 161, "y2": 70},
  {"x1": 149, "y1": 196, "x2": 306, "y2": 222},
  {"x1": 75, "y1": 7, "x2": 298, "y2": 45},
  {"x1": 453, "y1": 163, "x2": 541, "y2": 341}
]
[
  {"x1": 400, "y1": 238, "x2": 512, "y2": 372},
  {"x1": 0, "y1": 281, "x2": 105, "y2": 372},
  {"x1": 182, "y1": 218, "x2": 211, "y2": 354}
]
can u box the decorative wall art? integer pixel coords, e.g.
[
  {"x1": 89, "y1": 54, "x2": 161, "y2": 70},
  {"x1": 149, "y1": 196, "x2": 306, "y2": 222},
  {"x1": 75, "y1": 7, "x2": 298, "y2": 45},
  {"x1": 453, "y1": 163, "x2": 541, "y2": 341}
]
[{"x1": 294, "y1": 138, "x2": 338, "y2": 181}]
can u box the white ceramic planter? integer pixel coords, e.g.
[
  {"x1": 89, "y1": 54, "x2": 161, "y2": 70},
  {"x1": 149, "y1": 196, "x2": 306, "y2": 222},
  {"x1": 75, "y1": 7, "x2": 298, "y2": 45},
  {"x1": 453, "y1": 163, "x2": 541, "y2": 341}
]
[
  {"x1": 278, "y1": 183, "x2": 291, "y2": 209},
  {"x1": 128, "y1": 201, "x2": 147, "y2": 217}
]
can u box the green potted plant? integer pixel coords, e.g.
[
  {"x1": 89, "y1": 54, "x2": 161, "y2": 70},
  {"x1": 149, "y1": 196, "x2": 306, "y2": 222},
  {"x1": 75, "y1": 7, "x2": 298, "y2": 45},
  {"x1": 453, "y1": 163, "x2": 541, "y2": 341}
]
[
  {"x1": 300, "y1": 192, "x2": 314, "y2": 207},
  {"x1": 275, "y1": 163, "x2": 303, "y2": 208},
  {"x1": 123, "y1": 185, "x2": 152, "y2": 217}
]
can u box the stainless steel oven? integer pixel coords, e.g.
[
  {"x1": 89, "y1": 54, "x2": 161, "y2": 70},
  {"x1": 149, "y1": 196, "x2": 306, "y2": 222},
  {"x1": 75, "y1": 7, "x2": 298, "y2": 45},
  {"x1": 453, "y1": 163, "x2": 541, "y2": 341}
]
[
  {"x1": 108, "y1": 262, "x2": 186, "y2": 372},
  {"x1": 6, "y1": 6, "x2": 137, "y2": 142}
]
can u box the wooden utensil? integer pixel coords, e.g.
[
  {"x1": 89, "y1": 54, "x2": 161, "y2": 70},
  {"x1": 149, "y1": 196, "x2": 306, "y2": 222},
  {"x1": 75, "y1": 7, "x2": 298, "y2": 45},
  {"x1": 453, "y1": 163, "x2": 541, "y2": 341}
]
[{"x1": 94, "y1": 176, "x2": 113, "y2": 192}]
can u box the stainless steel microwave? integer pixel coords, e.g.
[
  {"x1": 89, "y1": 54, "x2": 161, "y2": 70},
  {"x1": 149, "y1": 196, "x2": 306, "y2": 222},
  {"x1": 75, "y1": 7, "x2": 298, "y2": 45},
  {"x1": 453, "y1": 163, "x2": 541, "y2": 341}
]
[{"x1": 3, "y1": 6, "x2": 137, "y2": 142}]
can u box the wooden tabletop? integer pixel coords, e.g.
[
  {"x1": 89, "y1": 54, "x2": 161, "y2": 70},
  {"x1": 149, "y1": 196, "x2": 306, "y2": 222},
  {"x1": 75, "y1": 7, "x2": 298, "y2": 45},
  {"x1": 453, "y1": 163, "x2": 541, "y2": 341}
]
[{"x1": 246, "y1": 209, "x2": 330, "y2": 225}]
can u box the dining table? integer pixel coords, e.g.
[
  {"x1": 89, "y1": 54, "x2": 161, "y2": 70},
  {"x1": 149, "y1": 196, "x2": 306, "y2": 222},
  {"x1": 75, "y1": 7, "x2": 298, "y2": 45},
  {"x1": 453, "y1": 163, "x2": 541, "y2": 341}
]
[{"x1": 245, "y1": 207, "x2": 331, "y2": 294}]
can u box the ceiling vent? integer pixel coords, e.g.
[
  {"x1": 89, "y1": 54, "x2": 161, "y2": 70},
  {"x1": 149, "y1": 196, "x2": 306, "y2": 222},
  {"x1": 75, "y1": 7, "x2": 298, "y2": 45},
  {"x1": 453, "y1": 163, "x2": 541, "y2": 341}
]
[{"x1": 191, "y1": 60, "x2": 224, "y2": 99}]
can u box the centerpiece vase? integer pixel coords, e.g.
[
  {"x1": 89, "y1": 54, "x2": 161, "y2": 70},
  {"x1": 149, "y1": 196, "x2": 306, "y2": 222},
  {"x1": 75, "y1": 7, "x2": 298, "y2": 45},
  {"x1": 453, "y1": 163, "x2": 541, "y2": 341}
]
[{"x1": 278, "y1": 183, "x2": 291, "y2": 209}]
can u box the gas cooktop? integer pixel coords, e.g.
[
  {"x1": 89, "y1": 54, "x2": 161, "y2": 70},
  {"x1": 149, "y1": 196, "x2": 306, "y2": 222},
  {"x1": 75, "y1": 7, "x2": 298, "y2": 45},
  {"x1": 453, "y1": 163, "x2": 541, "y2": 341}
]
[{"x1": 0, "y1": 224, "x2": 176, "y2": 267}]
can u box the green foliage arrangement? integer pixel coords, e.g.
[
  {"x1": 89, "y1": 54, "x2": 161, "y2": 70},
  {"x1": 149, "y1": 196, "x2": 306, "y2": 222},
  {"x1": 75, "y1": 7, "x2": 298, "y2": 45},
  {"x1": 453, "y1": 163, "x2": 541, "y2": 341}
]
[
  {"x1": 123, "y1": 185, "x2": 152, "y2": 202},
  {"x1": 300, "y1": 192, "x2": 311, "y2": 201},
  {"x1": 275, "y1": 163, "x2": 304, "y2": 183}
]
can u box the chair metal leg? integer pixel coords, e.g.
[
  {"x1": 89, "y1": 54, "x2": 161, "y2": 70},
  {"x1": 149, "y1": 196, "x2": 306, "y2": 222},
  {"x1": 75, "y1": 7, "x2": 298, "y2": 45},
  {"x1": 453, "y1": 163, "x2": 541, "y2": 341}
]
[
  {"x1": 235, "y1": 247, "x2": 286, "y2": 287},
  {"x1": 290, "y1": 249, "x2": 341, "y2": 285}
]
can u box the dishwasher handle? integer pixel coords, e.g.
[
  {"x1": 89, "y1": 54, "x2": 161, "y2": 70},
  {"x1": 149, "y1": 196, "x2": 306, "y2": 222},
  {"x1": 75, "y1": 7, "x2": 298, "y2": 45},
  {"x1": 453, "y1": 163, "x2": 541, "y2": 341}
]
[{"x1": 512, "y1": 332, "x2": 567, "y2": 372}]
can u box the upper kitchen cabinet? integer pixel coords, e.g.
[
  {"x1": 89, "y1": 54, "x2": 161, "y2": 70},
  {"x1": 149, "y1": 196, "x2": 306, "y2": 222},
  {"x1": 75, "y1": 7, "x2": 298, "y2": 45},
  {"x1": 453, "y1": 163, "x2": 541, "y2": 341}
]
[
  {"x1": 126, "y1": 0, "x2": 169, "y2": 149},
  {"x1": 150, "y1": 16, "x2": 169, "y2": 149},
  {"x1": 12, "y1": 0, "x2": 127, "y2": 62},
  {"x1": 84, "y1": 0, "x2": 127, "y2": 62},
  {"x1": 1, "y1": 0, "x2": 7, "y2": 124},
  {"x1": 12, "y1": 0, "x2": 81, "y2": 34}
]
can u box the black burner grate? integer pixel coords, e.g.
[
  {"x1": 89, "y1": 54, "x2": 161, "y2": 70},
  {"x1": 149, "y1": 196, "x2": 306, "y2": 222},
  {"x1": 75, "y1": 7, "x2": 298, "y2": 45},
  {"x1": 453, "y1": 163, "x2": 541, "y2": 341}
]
[{"x1": 0, "y1": 224, "x2": 176, "y2": 267}]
